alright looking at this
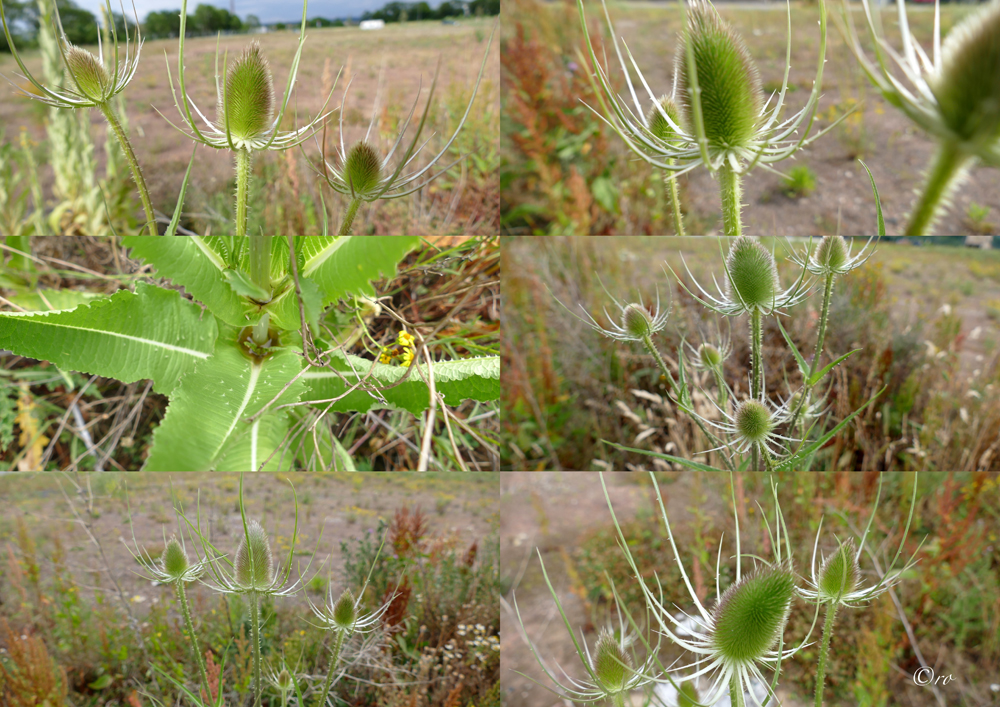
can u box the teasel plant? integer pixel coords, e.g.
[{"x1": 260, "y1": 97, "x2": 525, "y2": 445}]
[
  {"x1": 0, "y1": 0, "x2": 157, "y2": 233},
  {"x1": 576, "y1": 0, "x2": 851, "y2": 235},
  {"x1": 840, "y1": 0, "x2": 1000, "y2": 235},
  {"x1": 314, "y1": 19, "x2": 497, "y2": 235},
  {"x1": 162, "y1": 0, "x2": 334, "y2": 238}
]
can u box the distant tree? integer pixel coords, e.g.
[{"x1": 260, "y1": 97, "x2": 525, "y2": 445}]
[
  {"x1": 55, "y1": 0, "x2": 98, "y2": 44},
  {"x1": 190, "y1": 3, "x2": 241, "y2": 33},
  {"x1": 0, "y1": 0, "x2": 36, "y2": 52},
  {"x1": 468, "y1": 0, "x2": 498, "y2": 15},
  {"x1": 435, "y1": 1, "x2": 460, "y2": 19},
  {"x1": 273, "y1": 21, "x2": 286, "y2": 29},
  {"x1": 144, "y1": 9, "x2": 181, "y2": 37},
  {"x1": 246, "y1": 13, "x2": 260, "y2": 27},
  {"x1": 411, "y1": 2, "x2": 430, "y2": 19}
]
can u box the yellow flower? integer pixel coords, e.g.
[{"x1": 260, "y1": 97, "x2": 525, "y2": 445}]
[
  {"x1": 401, "y1": 349, "x2": 414, "y2": 367},
  {"x1": 398, "y1": 330, "x2": 415, "y2": 348},
  {"x1": 379, "y1": 351, "x2": 392, "y2": 364}
]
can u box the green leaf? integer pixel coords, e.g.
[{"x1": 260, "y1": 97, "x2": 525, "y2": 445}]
[
  {"x1": 266, "y1": 272, "x2": 325, "y2": 334},
  {"x1": 288, "y1": 409, "x2": 357, "y2": 471},
  {"x1": 8, "y1": 288, "x2": 106, "y2": 311},
  {"x1": 87, "y1": 675, "x2": 112, "y2": 690},
  {"x1": 810, "y1": 349, "x2": 861, "y2": 387},
  {"x1": 602, "y1": 441, "x2": 725, "y2": 471},
  {"x1": 223, "y1": 268, "x2": 273, "y2": 302},
  {"x1": 301, "y1": 353, "x2": 500, "y2": 414},
  {"x1": 214, "y1": 411, "x2": 296, "y2": 471},
  {"x1": 166, "y1": 145, "x2": 198, "y2": 236},
  {"x1": 123, "y1": 236, "x2": 256, "y2": 327},
  {"x1": 0, "y1": 283, "x2": 217, "y2": 395},
  {"x1": 143, "y1": 330, "x2": 306, "y2": 471},
  {"x1": 776, "y1": 318, "x2": 809, "y2": 381},
  {"x1": 299, "y1": 236, "x2": 418, "y2": 307}
]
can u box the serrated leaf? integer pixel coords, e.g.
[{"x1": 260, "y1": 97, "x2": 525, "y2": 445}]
[
  {"x1": 266, "y1": 273, "x2": 324, "y2": 334},
  {"x1": 223, "y1": 268, "x2": 272, "y2": 302},
  {"x1": 810, "y1": 349, "x2": 861, "y2": 387},
  {"x1": 124, "y1": 236, "x2": 256, "y2": 327},
  {"x1": 0, "y1": 283, "x2": 217, "y2": 395},
  {"x1": 8, "y1": 289, "x2": 106, "y2": 311},
  {"x1": 214, "y1": 412, "x2": 296, "y2": 471},
  {"x1": 301, "y1": 353, "x2": 499, "y2": 414},
  {"x1": 300, "y1": 236, "x2": 418, "y2": 306},
  {"x1": 143, "y1": 331, "x2": 306, "y2": 471}
]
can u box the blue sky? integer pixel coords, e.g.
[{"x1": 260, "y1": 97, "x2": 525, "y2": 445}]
[{"x1": 80, "y1": 0, "x2": 406, "y2": 23}]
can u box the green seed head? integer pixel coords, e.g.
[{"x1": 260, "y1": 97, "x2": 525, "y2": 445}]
[
  {"x1": 331, "y1": 589, "x2": 358, "y2": 631},
  {"x1": 66, "y1": 46, "x2": 111, "y2": 103},
  {"x1": 712, "y1": 566, "x2": 795, "y2": 663},
  {"x1": 161, "y1": 535, "x2": 189, "y2": 582},
  {"x1": 699, "y1": 342, "x2": 723, "y2": 369},
  {"x1": 234, "y1": 519, "x2": 274, "y2": 590},
  {"x1": 930, "y1": 0, "x2": 1000, "y2": 144},
  {"x1": 818, "y1": 539, "x2": 860, "y2": 602},
  {"x1": 622, "y1": 304, "x2": 653, "y2": 339},
  {"x1": 735, "y1": 399, "x2": 772, "y2": 444},
  {"x1": 726, "y1": 237, "x2": 779, "y2": 311},
  {"x1": 592, "y1": 629, "x2": 631, "y2": 694},
  {"x1": 815, "y1": 236, "x2": 849, "y2": 273},
  {"x1": 647, "y1": 96, "x2": 683, "y2": 145},
  {"x1": 675, "y1": 0, "x2": 762, "y2": 150},
  {"x1": 276, "y1": 668, "x2": 293, "y2": 691},
  {"x1": 344, "y1": 140, "x2": 383, "y2": 197},
  {"x1": 221, "y1": 43, "x2": 275, "y2": 143},
  {"x1": 678, "y1": 681, "x2": 700, "y2": 707}
]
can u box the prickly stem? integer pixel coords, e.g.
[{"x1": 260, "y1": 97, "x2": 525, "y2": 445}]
[
  {"x1": 719, "y1": 163, "x2": 743, "y2": 236},
  {"x1": 100, "y1": 103, "x2": 157, "y2": 235},
  {"x1": 338, "y1": 197, "x2": 363, "y2": 235},
  {"x1": 905, "y1": 140, "x2": 971, "y2": 236}
]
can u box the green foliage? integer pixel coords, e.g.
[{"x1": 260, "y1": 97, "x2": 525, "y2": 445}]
[{"x1": 781, "y1": 165, "x2": 817, "y2": 198}]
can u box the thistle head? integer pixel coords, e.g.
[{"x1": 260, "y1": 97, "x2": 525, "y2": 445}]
[
  {"x1": 344, "y1": 140, "x2": 384, "y2": 198},
  {"x1": 711, "y1": 565, "x2": 795, "y2": 663},
  {"x1": 930, "y1": 0, "x2": 1000, "y2": 146},
  {"x1": 331, "y1": 588, "x2": 358, "y2": 632},
  {"x1": 647, "y1": 96, "x2": 684, "y2": 145},
  {"x1": 675, "y1": 0, "x2": 762, "y2": 150},
  {"x1": 592, "y1": 629, "x2": 632, "y2": 695},
  {"x1": 725, "y1": 237, "x2": 779, "y2": 312},
  {"x1": 221, "y1": 43, "x2": 275, "y2": 145},
  {"x1": 160, "y1": 535, "x2": 190, "y2": 583},
  {"x1": 234, "y1": 519, "x2": 274, "y2": 590},
  {"x1": 818, "y1": 539, "x2": 860, "y2": 602},
  {"x1": 734, "y1": 399, "x2": 773, "y2": 445},
  {"x1": 699, "y1": 342, "x2": 724, "y2": 370},
  {"x1": 65, "y1": 46, "x2": 112, "y2": 104},
  {"x1": 815, "y1": 236, "x2": 849, "y2": 273},
  {"x1": 622, "y1": 303, "x2": 654, "y2": 339}
]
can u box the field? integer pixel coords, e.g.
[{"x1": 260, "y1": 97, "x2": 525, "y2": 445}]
[
  {"x1": 500, "y1": 471, "x2": 1000, "y2": 707},
  {"x1": 500, "y1": 0, "x2": 1000, "y2": 235},
  {"x1": 0, "y1": 18, "x2": 499, "y2": 235},
  {"x1": 501, "y1": 237, "x2": 1000, "y2": 470},
  {"x1": 0, "y1": 472, "x2": 500, "y2": 707}
]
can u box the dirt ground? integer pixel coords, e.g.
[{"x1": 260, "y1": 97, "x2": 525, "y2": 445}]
[
  {"x1": 0, "y1": 18, "x2": 499, "y2": 229},
  {"x1": 0, "y1": 473, "x2": 498, "y2": 611}
]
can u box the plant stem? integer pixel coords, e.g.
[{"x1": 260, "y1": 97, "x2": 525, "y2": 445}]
[
  {"x1": 729, "y1": 674, "x2": 745, "y2": 707},
  {"x1": 250, "y1": 591, "x2": 262, "y2": 707},
  {"x1": 719, "y1": 164, "x2": 743, "y2": 236},
  {"x1": 175, "y1": 580, "x2": 210, "y2": 701},
  {"x1": 5, "y1": 236, "x2": 32, "y2": 272},
  {"x1": 235, "y1": 148, "x2": 253, "y2": 238},
  {"x1": 905, "y1": 140, "x2": 970, "y2": 236},
  {"x1": 711, "y1": 366, "x2": 728, "y2": 408},
  {"x1": 338, "y1": 198, "x2": 363, "y2": 235},
  {"x1": 610, "y1": 693, "x2": 626, "y2": 707},
  {"x1": 750, "y1": 308, "x2": 763, "y2": 472},
  {"x1": 814, "y1": 602, "x2": 838, "y2": 707},
  {"x1": 789, "y1": 271, "x2": 835, "y2": 431},
  {"x1": 99, "y1": 103, "x2": 157, "y2": 235},
  {"x1": 253, "y1": 312, "x2": 271, "y2": 346},
  {"x1": 316, "y1": 629, "x2": 346, "y2": 707},
  {"x1": 249, "y1": 235, "x2": 271, "y2": 296},
  {"x1": 662, "y1": 165, "x2": 685, "y2": 236}
]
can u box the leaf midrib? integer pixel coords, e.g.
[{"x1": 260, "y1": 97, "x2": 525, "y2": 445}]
[
  {"x1": 2, "y1": 316, "x2": 213, "y2": 359},
  {"x1": 210, "y1": 361, "x2": 262, "y2": 464}
]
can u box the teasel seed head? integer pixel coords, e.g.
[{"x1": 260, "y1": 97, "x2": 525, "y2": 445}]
[
  {"x1": 930, "y1": 0, "x2": 1000, "y2": 145},
  {"x1": 343, "y1": 140, "x2": 383, "y2": 197},
  {"x1": 711, "y1": 565, "x2": 795, "y2": 663},
  {"x1": 699, "y1": 342, "x2": 724, "y2": 369},
  {"x1": 818, "y1": 538, "x2": 860, "y2": 602},
  {"x1": 647, "y1": 95, "x2": 684, "y2": 146},
  {"x1": 726, "y1": 237, "x2": 779, "y2": 312},
  {"x1": 815, "y1": 236, "x2": 849, "y2": 273},
  {"x1": 66, "y1": 46, "x2": 112, "y2": 104},
  {"x1": 221, "y1": 43, "x2": 275, "y2": 144},
  {"x1": 735, "y1": 399, "x2": 773, "y2": 445},
  {"x1": 276, "y1": 668, "x2": 293, "y2": 692},
  {"x1": 675, "y1": 0, "x2": 762, "y2": 151},
  {"x1": 622, "y1": 304, "x2": 654, "y2": 339},
  {"x1": 234, "y1": 519, "x2": 274, "y2": 590},
  {"x1": 331, "y1": 588, "x2": 358, "y2": 632},
  {"x1": 592, "y1": 628, "x2": 632, "y2": 695},
  {"x1": 161, "y1": 535, "x2": 190, "y2": 582}
]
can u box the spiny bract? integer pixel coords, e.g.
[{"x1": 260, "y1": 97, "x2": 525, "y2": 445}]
[
  {"x1": 675, "y1": 0, "x2": 762, "y2": 150},
  {"x1": 711, "y1": 565, "x2": 795, "y2": 663},
  {"x1": 593, "y1": 629, "x2": 632, "y2": 694},
  {"x1": 234, "y1": 519, "x2": 274, "y2": 589},
  {"x1": 161, "y1": 535, "x2": 190, "y2": 581},
  {"x1": 725, "y1": 237, "x2": 779, "y2": 311},
  {"x1": 622, "y1": 304, "x2": 653, "y2": 339},
  {"x1": 221, "y1": 43, "x2": 275, "y2": 143},
  {"x1": 344, "y1": 140, "x2": 383, "y2": 197},
  {"x1": 818, "y1": 538, "x2": 860, "y2": 601},
  {"x1": 66, "y1": 46, "x2": 112, "y2": 103}
]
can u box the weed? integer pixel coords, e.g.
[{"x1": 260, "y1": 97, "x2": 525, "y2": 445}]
[{"x1": 781, "y1": 165, "x2": 818, "y2": 199}]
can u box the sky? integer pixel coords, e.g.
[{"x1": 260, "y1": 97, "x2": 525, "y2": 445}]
[{"x1": 78, "y1": 0, "x2": 420, "y2": 23}]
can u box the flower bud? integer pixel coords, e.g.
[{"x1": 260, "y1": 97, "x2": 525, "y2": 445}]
[
  {"x1": 699, "y1": 342, "x2": 723, "y2": 369},
  {"x1": 622, "y1": 304, "x2": 653, "y2": 339},
  {"x1": 234, "y1": 519, "x2": 274, "y2": 590},
  {"x1": 930, "y1": 0, "x2": 1000, "y2": 144},
  {"x1": 818, "y1": 539, "x2": 860, "y2": 602},
  {"x1": 675, "y1": 0, "x2": 762, "y2": 151},
  {"x1": 344, "y1": 140, "x2": 383, "y2": 197},
  {"x1": 725, "y1": 237, "x2": 779, "y2": 311},
  {"x1": 276, "y1": 668, "x2": 293, "y2": 692},
  {"x1": 735, "y1": 399, "x2": 772, "y2": 444},
  {"x1": 815, "y1": 236, "x2": 848, "y2": 274},
  {"x1": 647, "y1": 96, "x2": 683, "y2": 145},
  {"x1": 712, "y1": 566, "x2": 795, "y2": 663},
  {"x1": 331, "y1": 589, "x2": 358, "y2": 631},
  {"x1": 592, "y1": 629, "x2": 632, "y2": 695},
  {"x1": 66, "y1": 46, "x2": 111, "y2": 103},
  {"x1": 221, "y1": 43, "x2": 275, "y2": 144},
  {"x1": 161, "y1": 535, "x2": 190, "y2": 582}
]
